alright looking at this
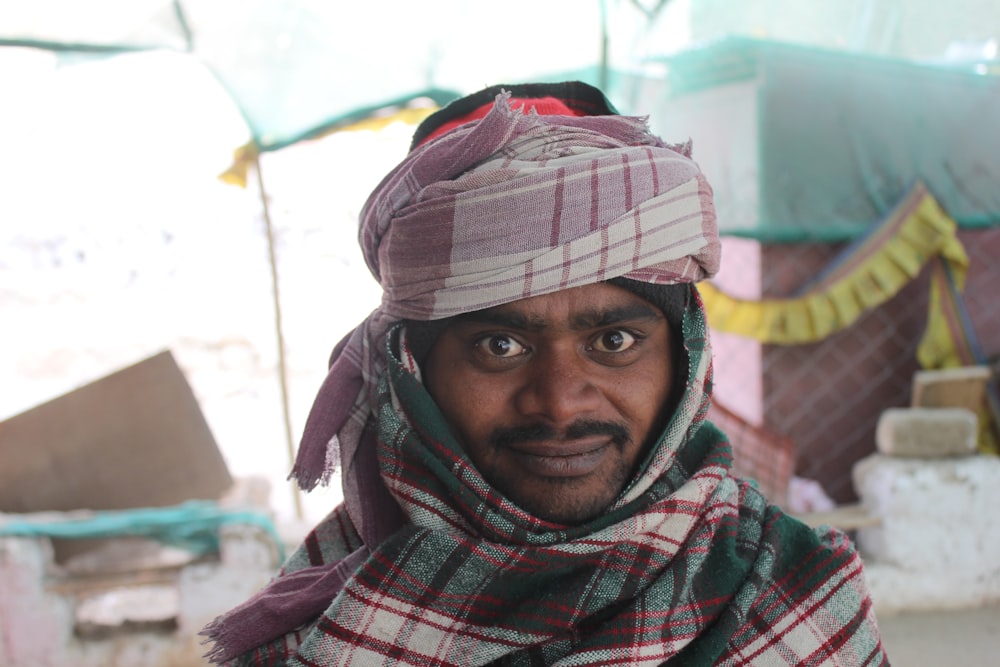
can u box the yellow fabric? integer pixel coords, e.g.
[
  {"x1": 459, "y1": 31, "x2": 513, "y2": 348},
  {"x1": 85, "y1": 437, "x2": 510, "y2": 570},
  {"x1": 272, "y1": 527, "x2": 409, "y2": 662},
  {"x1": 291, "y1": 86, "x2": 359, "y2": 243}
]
[
  {"x1": 976, "y1": 397, "x2": 999, "y2": 455},
  {"x1": 218, "y1": 106, "x2": 439, "y2": 188},
  {"x1": 917, "y1": 259, "x2": 971, "y2": 370},
  {"x1": 699, "y1": 183, "x2": 1000, "y2": 452},
  {"x1": 218, "y1": 142, "x2": 261, "y2": 188},
  {"x1": 699, "y1": 185, "x2": 969, "y2": 348},
  {"x1": 920, "y1": 259, "x2": 999, "y2": 455}
]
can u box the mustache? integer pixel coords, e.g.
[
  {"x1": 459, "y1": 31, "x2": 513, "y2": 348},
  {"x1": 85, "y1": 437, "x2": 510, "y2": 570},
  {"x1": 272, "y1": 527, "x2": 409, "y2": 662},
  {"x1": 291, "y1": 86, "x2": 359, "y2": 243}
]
[{"x1": 489, "y1": 420, "x2": 631, "y2": 450}]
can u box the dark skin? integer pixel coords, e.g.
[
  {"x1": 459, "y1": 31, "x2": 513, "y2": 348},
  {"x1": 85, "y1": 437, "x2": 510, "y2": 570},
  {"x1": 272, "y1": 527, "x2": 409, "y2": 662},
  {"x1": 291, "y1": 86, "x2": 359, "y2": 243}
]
[{"x1": 424, "y1": 282, "x2": 673, "y2": 525}]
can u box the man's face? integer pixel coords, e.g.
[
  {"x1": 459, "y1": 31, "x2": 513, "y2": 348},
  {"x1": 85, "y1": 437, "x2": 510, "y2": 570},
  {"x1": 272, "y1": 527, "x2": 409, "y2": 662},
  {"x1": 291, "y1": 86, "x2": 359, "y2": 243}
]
[{"x1": 424, "y1": 282, "x2": 673, "y2": 525}]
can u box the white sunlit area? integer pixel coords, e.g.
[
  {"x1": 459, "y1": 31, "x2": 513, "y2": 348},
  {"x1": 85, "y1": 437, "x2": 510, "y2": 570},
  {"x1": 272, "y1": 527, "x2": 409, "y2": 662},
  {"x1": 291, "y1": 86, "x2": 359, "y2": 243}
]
[
  {"x1": 0, "y1": 47, "x2": 411, "y2": 527},
  {"x1": 2, "y1": 1, "x2": 1000, "y2": 665}
]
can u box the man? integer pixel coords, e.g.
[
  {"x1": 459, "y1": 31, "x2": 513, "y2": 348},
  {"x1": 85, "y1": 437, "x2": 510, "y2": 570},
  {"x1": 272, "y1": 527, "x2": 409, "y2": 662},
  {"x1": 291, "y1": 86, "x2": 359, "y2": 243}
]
[{"x1": 204, "y1": 82, "x2": 887, "y2": 666}]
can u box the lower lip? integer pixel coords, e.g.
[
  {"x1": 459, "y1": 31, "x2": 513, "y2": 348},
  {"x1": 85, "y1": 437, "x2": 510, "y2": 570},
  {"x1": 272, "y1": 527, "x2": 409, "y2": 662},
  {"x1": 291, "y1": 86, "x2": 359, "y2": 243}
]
[{"x1": 508, "y1": 443, "x2": 610, "y2": 478}]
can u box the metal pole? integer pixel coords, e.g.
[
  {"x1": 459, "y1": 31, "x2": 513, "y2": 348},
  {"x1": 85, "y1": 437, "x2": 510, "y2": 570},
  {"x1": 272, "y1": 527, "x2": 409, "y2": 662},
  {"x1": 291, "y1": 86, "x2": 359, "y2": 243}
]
[{"x1": 253, "y1": 151, "x2": 304, "y2": 521}]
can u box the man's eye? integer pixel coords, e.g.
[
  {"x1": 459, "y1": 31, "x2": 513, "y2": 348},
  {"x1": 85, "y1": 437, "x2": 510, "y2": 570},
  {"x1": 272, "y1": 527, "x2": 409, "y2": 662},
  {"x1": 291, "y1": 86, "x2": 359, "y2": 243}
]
[
  {"x1": 477, "y1": 334, "x2": 526, "y2": 358},
  {"x1": 592, "y1": 329, "x2": 637, "y2": 353}
]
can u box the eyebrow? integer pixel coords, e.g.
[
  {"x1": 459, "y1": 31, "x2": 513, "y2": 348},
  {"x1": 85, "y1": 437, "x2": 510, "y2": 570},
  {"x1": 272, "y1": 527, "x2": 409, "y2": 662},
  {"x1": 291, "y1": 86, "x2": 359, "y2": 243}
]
[{"x1": 455, "y1": 303, "x2": 663, "y2": 332}]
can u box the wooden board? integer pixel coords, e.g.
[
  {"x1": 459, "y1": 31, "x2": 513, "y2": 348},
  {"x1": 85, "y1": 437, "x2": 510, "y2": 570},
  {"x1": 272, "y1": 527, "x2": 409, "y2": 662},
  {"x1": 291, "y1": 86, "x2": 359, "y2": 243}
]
[{"x1": 0, "y1": 350, "x2": 232, "y2": 515}]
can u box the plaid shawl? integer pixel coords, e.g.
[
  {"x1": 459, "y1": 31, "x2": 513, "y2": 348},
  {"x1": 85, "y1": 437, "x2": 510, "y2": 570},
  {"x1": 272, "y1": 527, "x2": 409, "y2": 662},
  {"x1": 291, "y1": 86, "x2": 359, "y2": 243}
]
[
  {"x1": 208, "y1": 293, "x2": 885, "y2": 666},
  {"x1": 203, "y1": 86, "x2": 885, "y2": 665}
]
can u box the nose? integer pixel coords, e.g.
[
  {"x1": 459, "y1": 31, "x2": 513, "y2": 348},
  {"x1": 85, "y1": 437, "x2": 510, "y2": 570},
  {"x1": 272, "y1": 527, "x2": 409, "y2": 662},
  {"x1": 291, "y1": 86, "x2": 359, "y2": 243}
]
[{"x1": 513, "y1": 344, "x2": 603, "y2": 425}]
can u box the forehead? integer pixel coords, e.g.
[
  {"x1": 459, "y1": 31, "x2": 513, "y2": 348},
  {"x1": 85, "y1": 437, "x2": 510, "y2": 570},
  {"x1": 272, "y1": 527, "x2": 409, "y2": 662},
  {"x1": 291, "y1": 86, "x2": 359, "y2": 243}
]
[{"x1": 454, "y1": 282, "x2": 664, "y2": 331}]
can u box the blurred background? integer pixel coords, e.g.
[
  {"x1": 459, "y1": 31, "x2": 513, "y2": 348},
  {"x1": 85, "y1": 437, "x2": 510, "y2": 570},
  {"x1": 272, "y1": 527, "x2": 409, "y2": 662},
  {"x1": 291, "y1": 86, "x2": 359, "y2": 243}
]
[
  {"x1": 3, "y1": 2, "x2": 1000, "y2": 665},
  {"x1": 2, "y1": 0, "x2": 998, "y2": 525}
]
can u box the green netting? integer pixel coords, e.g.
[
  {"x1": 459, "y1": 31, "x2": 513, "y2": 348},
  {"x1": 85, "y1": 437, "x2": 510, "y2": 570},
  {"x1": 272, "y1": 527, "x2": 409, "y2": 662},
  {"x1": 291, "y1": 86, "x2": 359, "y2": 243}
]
[
  {"x1": 0, "y1": 0, "x2": 614, "y2": 154},
  {"x1": 0, "y1": 500, "x2": 285, "y2": 561},
  {"x1": 648, "y1": 38, "x2": 1000, "y2": 242}
]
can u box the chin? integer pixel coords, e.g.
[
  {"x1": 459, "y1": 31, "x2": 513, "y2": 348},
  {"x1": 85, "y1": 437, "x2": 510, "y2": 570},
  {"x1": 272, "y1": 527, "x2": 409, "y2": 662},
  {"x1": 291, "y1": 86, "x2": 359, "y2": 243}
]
[{"x1": 516, "y1": 492, "x2": 612, "y2": 526}]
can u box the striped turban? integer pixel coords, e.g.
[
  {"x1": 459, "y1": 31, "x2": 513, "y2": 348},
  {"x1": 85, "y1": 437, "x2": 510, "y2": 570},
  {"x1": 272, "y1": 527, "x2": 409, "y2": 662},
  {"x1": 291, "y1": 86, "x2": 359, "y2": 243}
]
[{"x1": 292, "y1": 82, "x2": 721, "y2": 548}]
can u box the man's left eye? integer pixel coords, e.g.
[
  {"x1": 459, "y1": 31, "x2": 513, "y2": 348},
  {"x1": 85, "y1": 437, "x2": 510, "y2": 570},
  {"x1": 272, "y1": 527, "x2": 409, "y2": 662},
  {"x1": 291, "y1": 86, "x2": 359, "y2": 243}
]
[{"x1": 592, "y1": 329, "x2": 637, "y2": 352}]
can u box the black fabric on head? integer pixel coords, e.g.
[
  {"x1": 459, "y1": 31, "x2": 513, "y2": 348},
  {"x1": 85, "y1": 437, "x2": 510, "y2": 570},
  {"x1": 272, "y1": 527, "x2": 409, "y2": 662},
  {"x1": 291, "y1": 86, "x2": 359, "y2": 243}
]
[{"x1": 405, "y1": 318, "x2": 450, "y2": 371}]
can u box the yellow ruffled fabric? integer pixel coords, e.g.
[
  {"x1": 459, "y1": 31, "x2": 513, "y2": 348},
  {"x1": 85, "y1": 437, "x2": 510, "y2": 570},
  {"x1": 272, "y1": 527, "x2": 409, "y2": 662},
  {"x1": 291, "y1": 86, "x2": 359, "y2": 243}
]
[{"x1": 699, "y1": 183, "x2": 968, "y2": 348}]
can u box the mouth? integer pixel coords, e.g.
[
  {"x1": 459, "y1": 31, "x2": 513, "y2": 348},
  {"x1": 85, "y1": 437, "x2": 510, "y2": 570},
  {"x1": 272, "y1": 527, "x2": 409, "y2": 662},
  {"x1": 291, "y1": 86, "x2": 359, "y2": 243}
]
[{"x1": 506, "y1": 439, "x2": 612, "y2": 478}]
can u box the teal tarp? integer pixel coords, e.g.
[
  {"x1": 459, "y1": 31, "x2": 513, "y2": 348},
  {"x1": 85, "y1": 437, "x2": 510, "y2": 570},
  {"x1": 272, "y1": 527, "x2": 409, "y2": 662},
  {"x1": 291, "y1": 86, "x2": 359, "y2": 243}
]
[
  {"x1": 654, "y1": 38, "x2": 1000, "y2": 241},
  {"x1": 0, "y1": 0, "x2": 619, "y2": 153},
  {"x1": 0, "y1": 500, "x2": 285, "y2": 561}
]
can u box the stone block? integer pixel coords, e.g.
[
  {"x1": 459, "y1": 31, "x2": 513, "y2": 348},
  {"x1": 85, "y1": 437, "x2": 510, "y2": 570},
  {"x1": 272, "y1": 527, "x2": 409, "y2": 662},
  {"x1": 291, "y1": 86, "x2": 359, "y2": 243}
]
[
  {"x1": 875, "y1": 407, "x2": 977, "y2": 458},
  {"x1": 861, "y1": 561, "x2": 1000, "y2": 615},
  {"x1": 852, "y1": 454, "x2": 1000, "y2": 612},
  {"x1": 177, "y1": 525, "x2": 279, "y2": 636},
  {"x1": 75, "y1": 585, "x2": 179, "y2": 639},
  {"x1": 0, "y1": 536, "x2": 75, "y2": 666},
  {"x1": 911, "y1": 365, "x2": 990, "y2": 412}
]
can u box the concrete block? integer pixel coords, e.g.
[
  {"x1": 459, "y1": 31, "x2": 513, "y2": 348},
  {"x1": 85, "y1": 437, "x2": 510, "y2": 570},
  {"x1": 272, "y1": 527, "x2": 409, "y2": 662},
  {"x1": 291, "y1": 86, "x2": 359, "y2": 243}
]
[
  {"x1": 0, "y1": 536, "x2": 75, "y2": 666},
  {"x1": 863, "y1": 560, "x2": 1000, "y2": 615},
  {"x1": 875, "y1": 407, "x2": 977, "y2": 458},
  {"x1": 75, "y1": 585, "x2": 179, "y2": 639},
  {"x1": 177, "y1": 526, "x2": 278, "y2": 636},
  {"x1": 853, "y1": 454, "x2": 1000, "y2": 612}
]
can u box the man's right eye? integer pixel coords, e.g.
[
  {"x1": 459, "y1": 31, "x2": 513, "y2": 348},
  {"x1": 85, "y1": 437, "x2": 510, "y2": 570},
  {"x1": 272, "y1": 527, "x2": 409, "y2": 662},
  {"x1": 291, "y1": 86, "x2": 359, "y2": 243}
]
[{"x1": 476, "y1": 334, "x2": 526, "y2": 358}]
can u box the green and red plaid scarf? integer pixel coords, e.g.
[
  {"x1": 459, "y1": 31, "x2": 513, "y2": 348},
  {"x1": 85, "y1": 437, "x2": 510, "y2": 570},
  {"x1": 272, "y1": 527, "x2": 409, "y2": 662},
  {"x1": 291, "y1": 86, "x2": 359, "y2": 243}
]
[
  {"x1": 216, "y1": 293, "x2": 886, "y2": 666},
  {"x1": 205, "y1": 83, "x2": 885, "y2": 665}
]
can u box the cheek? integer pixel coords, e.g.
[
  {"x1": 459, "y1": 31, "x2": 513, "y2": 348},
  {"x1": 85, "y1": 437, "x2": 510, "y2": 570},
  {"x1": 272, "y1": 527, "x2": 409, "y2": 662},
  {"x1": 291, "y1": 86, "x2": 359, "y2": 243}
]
[
  {"x1": 616, "y1": 358, "x2": 673, "y2": 436},
  {"x1": 427, "y1": 364, "x2": 508, "y2": 447}
]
